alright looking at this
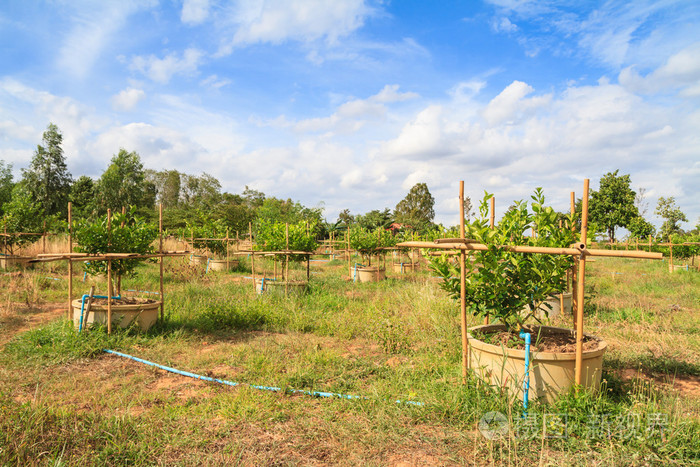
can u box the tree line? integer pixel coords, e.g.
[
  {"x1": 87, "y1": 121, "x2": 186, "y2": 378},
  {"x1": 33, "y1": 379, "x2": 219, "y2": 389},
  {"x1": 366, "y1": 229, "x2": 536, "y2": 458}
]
[{"x1": 0, "y1": 123, "x2": 441, "y2": 242}]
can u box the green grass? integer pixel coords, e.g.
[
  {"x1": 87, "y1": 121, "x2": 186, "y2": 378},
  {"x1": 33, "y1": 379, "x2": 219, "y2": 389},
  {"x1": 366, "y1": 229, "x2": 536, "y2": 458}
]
[{"x1": 1, "y1": 255, "x2": 699, "y2": 464}]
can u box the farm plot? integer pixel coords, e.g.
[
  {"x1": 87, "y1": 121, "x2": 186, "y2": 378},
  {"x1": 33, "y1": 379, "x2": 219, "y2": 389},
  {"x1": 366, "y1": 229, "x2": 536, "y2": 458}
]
[{"x1": 1, "y1": 255, "x2": 699, "y2": 465}]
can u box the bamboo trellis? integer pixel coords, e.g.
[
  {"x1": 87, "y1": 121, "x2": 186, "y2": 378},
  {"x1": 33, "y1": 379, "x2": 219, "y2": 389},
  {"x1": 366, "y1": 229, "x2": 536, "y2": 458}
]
[{"x1": 398, "y1": 179, "x2": 663, "y2": 389}]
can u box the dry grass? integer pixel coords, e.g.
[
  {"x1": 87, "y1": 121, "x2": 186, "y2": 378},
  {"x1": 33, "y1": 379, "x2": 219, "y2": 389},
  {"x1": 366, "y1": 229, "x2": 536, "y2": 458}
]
[{"x1": 16, "y1": 236, "x2": 70, "y2": 256}]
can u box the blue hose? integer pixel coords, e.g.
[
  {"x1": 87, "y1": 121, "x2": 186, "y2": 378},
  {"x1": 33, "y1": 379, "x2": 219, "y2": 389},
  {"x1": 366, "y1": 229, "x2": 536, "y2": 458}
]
[
  {"x1": 205, "y1": 258, "x2": 211, "y2": 274},
  {"x1": 78, "y1": 293, "x2": 121, "y2": 332},
  {"x1": 519, "y1": 330, "x2": 531, "y2": 412},
  {"x1": 103, "y1": 349, "x2": 423, "y2": 406}
]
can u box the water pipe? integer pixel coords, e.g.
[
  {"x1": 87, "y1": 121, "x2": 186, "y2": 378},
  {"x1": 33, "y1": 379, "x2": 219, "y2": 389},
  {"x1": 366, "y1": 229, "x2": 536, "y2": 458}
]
[
  {"x1": 78, "y1": 293, "x2": 121, "y2": 332},
  {"x1": 103, "y1": 349, "x2": 423, "y2": 406},
  {"x1": 519, "y1": 330, "x2": 531, "y2": 412},
  {"x1": 353, "y1": 263, "x2": 365, "y2": 282},
  {"x1": 259, "y1": 277, "x2": 265, "y2": 294},
  {"x1": 205, "y1": 258, "x2": 211, "y2": 274}
]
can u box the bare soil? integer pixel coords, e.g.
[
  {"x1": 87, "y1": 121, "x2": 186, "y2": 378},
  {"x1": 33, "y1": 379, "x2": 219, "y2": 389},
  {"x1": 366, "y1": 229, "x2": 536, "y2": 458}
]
[{"x1": 482, "y1": 328, "x2": 600, "y2": 353}]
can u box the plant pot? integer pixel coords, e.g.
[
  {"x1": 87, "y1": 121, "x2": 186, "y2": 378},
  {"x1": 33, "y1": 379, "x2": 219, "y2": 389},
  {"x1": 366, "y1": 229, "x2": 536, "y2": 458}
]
[
  {"x1": 467, "y1": 324, "x2": 607, "y2": 403},
  {"x1": 392, "y1": 262, "x2": 417, "y2": 274},
  {"x1": 190, "y1": 254, "x2": 208, "y2": 266},
  {"x1": 208, "y1": 259, "x2": 239, "y2": 272},
  {"x1": 672, "y1": 264, "x2": 689, "y2": 272},
  {"x1": 71, "y1": 298, "x2": 161, "y2": 331},
  {"x1": 355, "y1": 266, "x2": 386, "y2": 282},
  {"x1": 0, "y1": 256, "x2": 32, "y2": 269},
  {"x1": 254, "y1": 278, "x2": 308, "y2": 295}
]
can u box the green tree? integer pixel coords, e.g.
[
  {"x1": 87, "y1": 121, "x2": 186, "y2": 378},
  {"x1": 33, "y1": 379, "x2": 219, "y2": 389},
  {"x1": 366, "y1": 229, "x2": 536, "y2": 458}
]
[
  {"x1": 70, "y1": 176, "x2": 97, "y2": 220},
  {"x1": 356, "y1": 208, "x2": 392, "y2": 230},
  {"x1": 146, "y1": 169, "x2": 182, "y2": 208},
  {"x1": 337, "y1": 209, "x2": 354, "y2": 226},
  {"x1": 21, "y1": 123, "x2": 72, "y2": 217},
  {"x1": 394, "y1": 182, "x2": 435, "y2": 229},
  {"x1": 588, "y1": 170, "x2": 638, "y2": 242},
  {"x1": 180, "y1": 172, "x2": 221, "y2": 208},
  {"x1": 627, "y1": 216, "x2": 655, "y2": 239},
  {"x1": 1, "y1": 183, "x2": 45, "y2": 254},
  {"x1": 97, "y1": 149, "x2": 151, "y2": 212},
  {"x1": 655, "y1": 197, "x2": 687, "y2": 241},
  {"x1": 0, "y1": 161, "x2": 13, "y2": 216}
]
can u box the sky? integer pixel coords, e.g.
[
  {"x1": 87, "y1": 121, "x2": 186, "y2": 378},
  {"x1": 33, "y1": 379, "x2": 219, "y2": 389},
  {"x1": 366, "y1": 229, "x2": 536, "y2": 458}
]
[{"x1": 1, "y1": 0, "x2": 699, "y2": 231}]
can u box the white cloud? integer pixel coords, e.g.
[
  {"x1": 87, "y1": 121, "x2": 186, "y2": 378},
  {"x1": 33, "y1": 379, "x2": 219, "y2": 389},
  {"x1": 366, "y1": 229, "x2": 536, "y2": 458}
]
[
  {"x1": 200, "y1": 74, "x2": 232, "y2": 89},
  {"x1": 482, "y1": 80, "x2": 551, "y2": 126},
  {"x1": 57, "y1": 2, "x2": 156, "y2": 79},
  {"x1": 130, "y1": 48, "x2": 205, "y2": 84},
  {"x1": 491, "y1": 17, "x2": 518, "y2": 33},
  {"x1": 216, "y1": 0, "x2": 375, "y2": 55},
  {"x1": 619, "y1": 42, "x2": 700, "y2": 95},
  {"x1": 181, "y1": 0, "x2": 210, "y2": 25},
  {"x1": 111, "y1": 87, "x2": 146, "y2": 111}
]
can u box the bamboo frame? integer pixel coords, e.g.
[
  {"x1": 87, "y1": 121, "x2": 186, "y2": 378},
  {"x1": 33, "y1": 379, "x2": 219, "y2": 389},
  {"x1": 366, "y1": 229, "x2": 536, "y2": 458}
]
[
  {"x1": 67, "y1": 202, "x2": 73, "y2": 318},
  {"x1": 459, "y1": 181, "x2": 469, "y2": 384},
  {"x1": 159, "y1": 204, "x2": 164, "y2": 321},
  {"x1": 574, "y1": 179, "x2": 589, "y2": 386},
  {"x1": 107, "y1": 209, "x2": 112, "y2": 335}
]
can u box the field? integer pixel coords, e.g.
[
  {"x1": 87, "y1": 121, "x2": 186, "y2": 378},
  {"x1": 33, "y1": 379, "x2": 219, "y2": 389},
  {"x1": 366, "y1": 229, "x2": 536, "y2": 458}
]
[{"x1": 1, "y1": 252, "x2": 699, "y2": 465}]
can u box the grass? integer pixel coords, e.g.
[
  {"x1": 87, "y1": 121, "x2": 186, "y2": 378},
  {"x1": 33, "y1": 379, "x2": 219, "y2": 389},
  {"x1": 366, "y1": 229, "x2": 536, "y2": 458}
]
[{"x1": 0, "y1": 254, "x2": 699, "y2": 465}]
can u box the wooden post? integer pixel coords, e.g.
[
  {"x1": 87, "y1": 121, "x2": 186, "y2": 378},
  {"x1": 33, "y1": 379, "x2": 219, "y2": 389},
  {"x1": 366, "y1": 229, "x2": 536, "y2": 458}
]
[
  {"x1": 285, "y1": 223, "x2": 289, "y2": 294},
  {"x1": 347, "y1": 226, "x2": 351, "y2": 278},
  {"x1": 3, "y1": 224, "x2": 7, "y2": 271},
  {"x1": 42, "y1": 220, "x2": 46, "y2": 254},
  {"x1": 570, "y1": 191, "x2": 577, "y2": 324},
  {"x1": 107, "y1": 209, "x2": 112, "y2": 334},
  {"x1": 489, "y1": 197, "x2": 495, "y2": 229},
  {"x1": 459, "y1": 181, "x2": 469, "y2": 384},
  {"x1": 249, "y1": 222, "x2": 255, "y2": 283},
  {"x1": 648, "y1": 235, "x2": 652, "y2": 252},
  {"x1": 669, "y1": 244, "x2": 674, "y2": 273},
  {"x1": 68, "y1": 202, "x2": 73, "y2": 318},
  {"x1": 575, "y1": 179, "x2": 590, "y2": 387},
  {"x1": 159, "y1": 204, "x2": 164, "y2": 321},
  {"x1": 307, "y1": 253, "x2": 310, "y2": 281}
]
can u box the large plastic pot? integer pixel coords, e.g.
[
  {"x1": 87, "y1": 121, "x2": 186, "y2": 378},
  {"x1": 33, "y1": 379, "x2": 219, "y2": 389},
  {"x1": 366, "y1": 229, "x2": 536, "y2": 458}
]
[
  {"x1": 467, "y1": 324, "x2": 607, "y2": 402},
  {"x1": 71, "y1": 298, "x2": 161, "y2": 331}
]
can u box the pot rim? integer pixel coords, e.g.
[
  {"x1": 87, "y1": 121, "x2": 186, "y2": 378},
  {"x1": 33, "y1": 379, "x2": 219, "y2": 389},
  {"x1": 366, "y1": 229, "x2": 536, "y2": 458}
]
[
  {"x1": 467, "y1": 323, "x2": 607, "y2": 361},
  {"x1": 71, "y1": 298, "x2": 161, "y2": 311}
]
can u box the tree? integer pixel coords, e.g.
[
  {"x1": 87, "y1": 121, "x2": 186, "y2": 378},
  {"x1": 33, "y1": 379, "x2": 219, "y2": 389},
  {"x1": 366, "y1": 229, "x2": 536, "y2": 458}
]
[
  {"x1": 180, "y1": 172, "x2": 221, "y2": 208},
  {"x1": 394, "y1": 182, "x2": 435, "y2": 228},
  {"x1": 21, "y1": 123, "x2": 72, "y2": 217},
  {"x1": 588, "y1": 170, "x2": 638, "y2": 242},
  {"x1": 0, "y1": 160, "x2": 13, "y2": 216},
  {"x1": 655, "y1": 197, "x2": 687, "y2": 241},
  {"x1": 627, "y1": 216, "x2": 655, "y2": 239},
  {"x1": 145, "y1": 169, "x2": 182, "y2": 208},
  {"x1": 70, "y1": 175, "x2": 97, "y2": 219},
  {"x1": 1, "y1": 183, "x2": 45, "y2": 254},
  {"x1": 356, "y1": 208, "x2": 392, "y2": 230},
  {"x1": 97, "y1": 149, "x2": 151, "y2": 212},
  {"x1": 337, "y1": 209, "x2": 354, "y2": 226}
]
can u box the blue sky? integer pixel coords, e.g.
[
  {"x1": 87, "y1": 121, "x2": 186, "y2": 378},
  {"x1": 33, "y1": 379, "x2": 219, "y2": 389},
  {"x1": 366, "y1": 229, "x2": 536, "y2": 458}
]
[{"x1": 1, "y1": 0, "x2": 699, "y2": 230}]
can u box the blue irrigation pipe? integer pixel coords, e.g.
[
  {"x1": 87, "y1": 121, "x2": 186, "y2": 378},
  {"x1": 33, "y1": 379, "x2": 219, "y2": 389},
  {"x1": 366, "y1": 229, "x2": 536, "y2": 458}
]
[
  {"x1": 79, "y1": 293, "x2": 121, "y2": 332},
  {"x1": 103, "y1": 349, "x2": 424, "y2": 406},
  {"x1": 519, "y1": 330, "x2": 531, "y2": 413},
  {"x1": 205, "y1": 258, "x2": 211, "y2": 274}
]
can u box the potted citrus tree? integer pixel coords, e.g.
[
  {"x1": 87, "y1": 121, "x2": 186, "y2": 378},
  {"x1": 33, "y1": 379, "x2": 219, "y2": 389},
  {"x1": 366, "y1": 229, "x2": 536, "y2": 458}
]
[
  {"x1": 348, "y1": 227, "x2": 396, "y2": 282},
  {"x1": 187, "y1": 219, "x2": 237, "y2": 272},
  {"x1": 254, "y1": 220, "x2": 318, "y2": 294},
  {"x1": 430, "y1": 189, "x2": 607, "y2": 402},
  {"x1": 73, "y1": 208, "x2": 160, "y2": 331}
]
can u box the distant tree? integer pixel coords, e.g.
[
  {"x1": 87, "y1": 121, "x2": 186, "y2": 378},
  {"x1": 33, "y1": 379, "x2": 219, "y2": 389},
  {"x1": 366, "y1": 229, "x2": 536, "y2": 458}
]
[
  {"x1": 242, "y1": 185, "x2": 265, "y2": 209},
  {"x1": 22, "y1": 123, "x2": 72, "y2": 217},
  {"x1": 0, "y1": 161, "x2": 13, "y2": 216},
  {"x1": 655, "y1": 197, "x2": 687, "y2": 241},
  {"x1": 463, "y1": 195, "x2": 473, "y2": 223},
  {"x1": 337, "y1": 208, "x2": 354, "y2": 226},
  {"x1": 70, "y1": 175, "x2": 97, "y2": 219},
  {"x1": 180, "y1": 172, "x2": 221, "y2": 208},
  {"x1": 635, "y1": 187, "x2": 649, "y2": 218},
  {"x1": 97, "y1": 149, "x2": 150, "y2": 212},
  {"x1": 394, "y1": 182, "x2": 435, "y2": 228},
  {"x1": 588, "y1": 171, "x2": 638, "y2": 242},
  {"x1": 146, "y1": 169, "x2": 182, "y2": 208},
  {"x1": 356, "y1": 208, "x2": 393, "y2": 230}
]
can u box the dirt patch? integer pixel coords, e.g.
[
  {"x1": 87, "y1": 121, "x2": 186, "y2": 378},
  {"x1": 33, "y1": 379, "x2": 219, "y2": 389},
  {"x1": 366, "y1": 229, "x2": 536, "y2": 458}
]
[
  {"x1": 477, "y1": 327, "x2": 600, "y2": 353},
  {"x1": 618, "y1": 368, "x2": 700, "y2": 398},
  {"x1": 0, "y1": 303, "x2": 65, "y2": 347}
]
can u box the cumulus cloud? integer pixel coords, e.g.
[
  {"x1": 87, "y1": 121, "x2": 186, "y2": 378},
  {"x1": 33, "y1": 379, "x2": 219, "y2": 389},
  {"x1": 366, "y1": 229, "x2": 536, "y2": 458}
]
[
  {"x1": 216, "y1": 0, "x2": 375, "y2": 55},
  {"x1": 619, "y1": 42, "x2": 700, "y2": 95},
  {"x1": 111, "y1": 87, "x2": 145, "y2": 111},
  {"x1": 491, "y1": 17, "x2": 518, "y2": 33},
  {"x1": 482, "y1": 80, "x2": 551, "y2": 126},
  {"x1": 130, "y1": 48, "x2": 204, "y2": 84}
]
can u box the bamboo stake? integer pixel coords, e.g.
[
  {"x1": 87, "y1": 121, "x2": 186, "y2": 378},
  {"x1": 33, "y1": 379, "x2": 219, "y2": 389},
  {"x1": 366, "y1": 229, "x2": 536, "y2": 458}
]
[
  {"x1": 571, "y1": 191, "x2": 577, "y2": 324},
  {"x1": 459, "y1": 181, "x2": 469, "y2": 384},
  {"x1": 159, "y1": 204, "x2": 164, "y2": 321},
  {"x1": 3, "y1": 224, "x2": 6, "y2": 271},
  {"x1": 649, "y1": 235, "x2": 652, "y2": 252},
  {"x1": 490, "y1": 197, "x2": 495, "y2": 229},
  {"x1": 285, "y1": 223, "x2": 289, "y2": 294},
  {"x1": 669, "y1": 244, "x2": 673, "y2": 273},
  {"x1": 347, "y1": 226, "x2": 351, "y2": 278},
  {"x1": 68, "y1": 202, "x2": 73, "y2": 318},
  {"x1": 42, "y1": 220, "x2": 46, "y2": 254},
  {"x1": 249, "y1": 222, "x2": 255, "y2": 284},
  {"x1": 575, "y1": 179, "x2": 590, "y2": 388},
  {"x1": 107, "y1": 209, "x2": 112, "y2": 334}
]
